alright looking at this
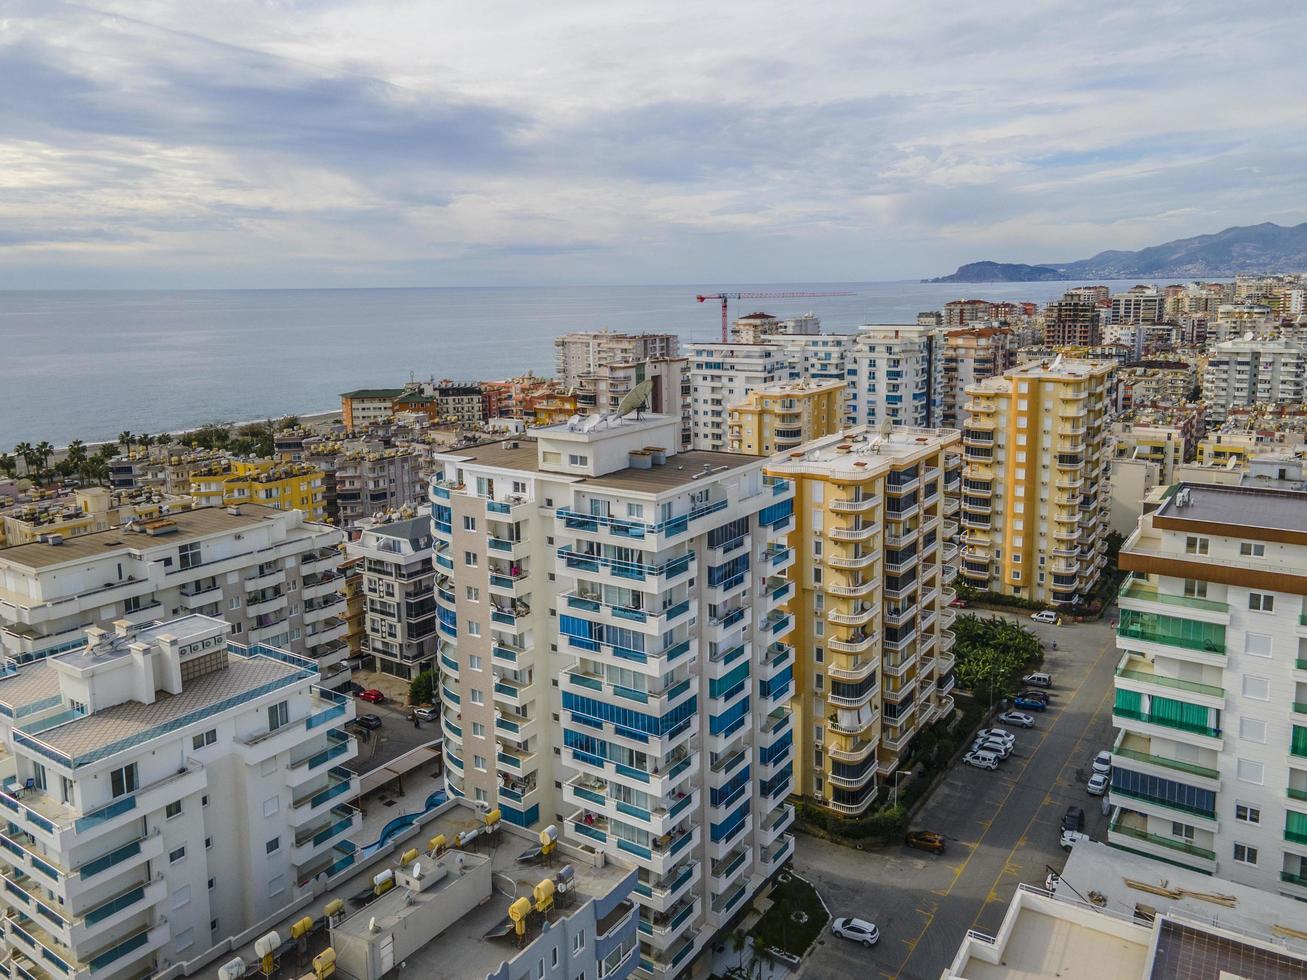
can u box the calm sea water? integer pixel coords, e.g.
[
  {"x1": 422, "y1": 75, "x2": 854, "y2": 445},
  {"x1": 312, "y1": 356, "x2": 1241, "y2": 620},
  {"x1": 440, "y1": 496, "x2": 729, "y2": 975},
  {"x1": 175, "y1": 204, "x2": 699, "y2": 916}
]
[{"x1": 0, "y1": 281, "x2": 1154, "y2": 446}]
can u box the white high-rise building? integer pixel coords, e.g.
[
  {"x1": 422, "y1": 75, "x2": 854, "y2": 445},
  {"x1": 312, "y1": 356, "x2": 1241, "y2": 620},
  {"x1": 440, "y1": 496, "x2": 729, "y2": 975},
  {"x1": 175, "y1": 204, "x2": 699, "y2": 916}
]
[
  {"x1": 0, "y1": 615, "x2": 360, "y2": 979},
  {"x1": 689, "y1": 344, "x2": 796, "y2": 450},
  {"x1": 1202, "y1": 336, "x2": 1306, "y2": 422},
  {"x1": 429, "y1": 413, "x2": 797, "y2": 978},
  {"x1": 575, "y1": 357, "x2": 692, "y2": 451},
  {"x1": 0, "y1": 506, "x2": 348, "y2": 684},
  {"x1": 1111, "y1": 482, "x2": 1307, "y2": 899},
  {"x1": 848, "y1": 324, "x2": 943, "y2": 429},
  {"x1": 763, "y1": 333, "x2": 854, "y2": 392},
  {"x1": 554, "y1": 331, "x2": 679, "y2": 388}
]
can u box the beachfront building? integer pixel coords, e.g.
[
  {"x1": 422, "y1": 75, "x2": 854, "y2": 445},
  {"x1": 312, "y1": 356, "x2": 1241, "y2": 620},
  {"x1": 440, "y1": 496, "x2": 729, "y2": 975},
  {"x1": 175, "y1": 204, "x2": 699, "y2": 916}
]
[
  {"x1": 1111, "y1": 287, "x2": 1165, "y2": 325},
  {"x1": 430, "y1": 413, "x2": 797, "y2": 977},
  {"x1": 0, "y1": 614, "x2": 360, "y2": 979},
  {"x1": 847, "y1": 325, "x2": 943, "y2": 430},
  {"x1": 345, "y1": 516, "x2": 437, "y2": 681},
  {"x1": 960, "y1": 357, "x2": 1114, "y2": 606},
  {"x1": 0, "y1": 505, "x2": 348, "y2": 680},
  {"x1": 690, "y1": 343, "x2": 795, "y2": 450},
  {"x1": 1111, "y1": 482, "x2": 1307, "y2": 898},
  {"x1": 765, "y1": 427, "x2": 962, "y2": 817},
  {"x1": 939, "y1": 326, "x2": 1016, "y2": 428},
  {"x1": 1203, "y1": 337, "x2": 1307, "y2": 423},
  {"x1": 190, "y1": 459, "x2": 327, "y2": 523},
  {"x1": 340, "y1": 388, "x2": 406, "y2": 430},
  {"x1": 727, "y1": 380, "x2": 844, "y2": 456},
  {"x1": 555, "y1": 331, "x2": 679, "y2": 388}
]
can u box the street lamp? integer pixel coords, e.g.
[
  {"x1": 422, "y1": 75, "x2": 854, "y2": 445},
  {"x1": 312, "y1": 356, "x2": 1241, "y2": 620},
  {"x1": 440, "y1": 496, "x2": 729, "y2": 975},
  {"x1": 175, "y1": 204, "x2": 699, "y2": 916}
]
[{"x1": 891, "y1": 769, "x2": 910, "y2": 808}]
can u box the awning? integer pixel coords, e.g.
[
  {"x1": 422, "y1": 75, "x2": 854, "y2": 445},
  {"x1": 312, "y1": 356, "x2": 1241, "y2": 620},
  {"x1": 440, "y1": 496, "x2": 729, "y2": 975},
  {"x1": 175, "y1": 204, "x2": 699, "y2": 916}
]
[{"x1": 356, "y1": 739, "x2": 443, "y2": 797}]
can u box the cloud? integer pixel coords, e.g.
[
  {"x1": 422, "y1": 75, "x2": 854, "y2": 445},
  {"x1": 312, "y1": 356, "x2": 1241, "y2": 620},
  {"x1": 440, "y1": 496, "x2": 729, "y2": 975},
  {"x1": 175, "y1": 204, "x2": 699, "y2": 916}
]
[{"x1": 0, "y1": 0, "x2": 1304, "y2": 286}]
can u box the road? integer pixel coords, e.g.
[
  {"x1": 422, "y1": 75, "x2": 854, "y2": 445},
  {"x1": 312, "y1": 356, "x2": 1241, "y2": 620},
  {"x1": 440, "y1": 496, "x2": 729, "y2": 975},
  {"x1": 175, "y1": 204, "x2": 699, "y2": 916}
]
[
  {"x1": 343, "y1": 691, "x2": 438, "y2": 773},
  {"x1": 796, "y1": 610, "x2": 1119, "y2": 980}
]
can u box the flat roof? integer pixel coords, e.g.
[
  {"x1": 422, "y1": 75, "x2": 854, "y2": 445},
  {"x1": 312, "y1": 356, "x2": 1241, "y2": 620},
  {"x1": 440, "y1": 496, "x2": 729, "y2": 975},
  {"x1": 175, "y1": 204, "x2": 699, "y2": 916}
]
[
  {"x1": 584, "y1": 449, "x2": 761, "y2": 493},
  {"x1": 766, "y1": 426, "x2": 959, "y2": 478},
  {"x1": 958, "y1": 906, "x2": 1149, "y2": 980},
  {"x1": 1151, "y1": 919, "x2": 1307, "y2": 980},
  {"x1": 1156, "y1": 482, "x2": 1307, "y2": 534},
  {"x1": 0, "y1": 505, "x2": 287, "y2": 570},
  {"x1": 442, "y1": 440, "x2": 543, "y2": 474},
  {"x1": 0, "y1": 661, "x2": 61, "y2": 715}
]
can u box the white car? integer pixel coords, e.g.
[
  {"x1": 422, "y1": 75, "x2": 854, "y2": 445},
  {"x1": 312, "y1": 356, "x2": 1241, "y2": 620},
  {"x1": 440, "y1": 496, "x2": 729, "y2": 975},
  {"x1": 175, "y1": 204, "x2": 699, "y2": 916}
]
[
  {"x1": 1045, "y1": 872, "x2": 1061, "y2": 892},
  {"x1": 1087, "y1": 772, "x2": 1109, "y2": 796},
  {"x1": 413, "y1": 706, "x2": 438, "y2": 721},
  {"x1": 998, "y1": 710, "x2": 1035, "y2": 729},
  {"x1": 1030, "y1": 610, "x2": 1060, "y2": 625},
  {"x1": 831, "y1": 917, "x2": 880, "y2": 947},
  {"x1": 963, "y1": 750, "x2": 1000, "y2": 770},
  {"x1": 977, "y1": 727, "x2": 1017, "y2": 746},
  {"x1": 972, "y1": 737, "x2": 1011, "y2": 759},
  {"x1": 1060, "y1": 829, "x2": 1090, "y2": 850},
  {"x1": 1092, "y1": 751, "x2": 1112, "y2": 775}
]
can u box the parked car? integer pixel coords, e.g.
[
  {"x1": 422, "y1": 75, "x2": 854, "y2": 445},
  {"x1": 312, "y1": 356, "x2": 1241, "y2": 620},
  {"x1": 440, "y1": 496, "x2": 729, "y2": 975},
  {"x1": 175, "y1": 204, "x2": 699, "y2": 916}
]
[
  {"x1": 1062, "y1": 806, "x2": 1085, "y2": 832},
  {"x1": 339, "y1": 681, "x2": 365, "y2": 696},
  {"x1": 413, "y1": 705, "x2": 438, "y2": 721},
  {"x1": 355, "y1": 714, "x2": 383, "y2": 730},
  {"x1": 1018, "y1": 689, "x2": 1051, "y2": 704},
  {"x1": 1060, "y1": 829, "x2": 1090, "y2": 850},
  {"x1": 1092, "y1": 750, "x2": 1112, "y2": 775},
  {"x1": 972, "y1": 737, "x2": 1011, "y2": 759},
  {"x1": 905, "y1": 831, "x2": 947, "y2": 854},
  {"x1": 359, "y1": 689, "x2": 386, "y2": 704},
  {"x1": 998, "y1": 710, "x2": 1036, "y2": 728},
  {"x1": 963, "y1": 750, "x2": 1001, "y2": 770},
  {"x1": 948, "y1": 597, "x2": 969, "y2": 608},
  {"x1": 1030, "y1": 610, "x2": 1061, "y2": 625},
  {"x1": 1012, "y1": 695, "x2": 1047, "y2": 711},
  {"x1": 831, "y1": 917, "x2": 880, "y2": 947},
  {"x1": 1022, "y1": 672, "x2": 1054, "y2": 688},
  {"x1": 1087, "y1": 773, "x2": 1109, "y2": 796},
  {"x1": 977, "y1": 727, "x2": 1017, "y2": 746}
]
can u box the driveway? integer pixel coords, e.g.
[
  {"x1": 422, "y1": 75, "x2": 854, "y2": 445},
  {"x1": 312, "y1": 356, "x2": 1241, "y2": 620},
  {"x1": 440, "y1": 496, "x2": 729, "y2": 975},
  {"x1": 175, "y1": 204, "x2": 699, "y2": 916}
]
[{"x1": 796, "y1": 611, "x2": 1120, "y2": 979}]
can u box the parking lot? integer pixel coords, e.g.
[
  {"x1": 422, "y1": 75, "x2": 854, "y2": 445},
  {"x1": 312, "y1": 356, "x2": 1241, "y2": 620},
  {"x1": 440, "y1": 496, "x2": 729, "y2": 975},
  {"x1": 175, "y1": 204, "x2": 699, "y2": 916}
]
[
  {"x1": 796, "y1": 609, "x2": 1120, "y2": 980},
  {"x1": 341, "y1": 674, "x2": 438, "y2": 772}
]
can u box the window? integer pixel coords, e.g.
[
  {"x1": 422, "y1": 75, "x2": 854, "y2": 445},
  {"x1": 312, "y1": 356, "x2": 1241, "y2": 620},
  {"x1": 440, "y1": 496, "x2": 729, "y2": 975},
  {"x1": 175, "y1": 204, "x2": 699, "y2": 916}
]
[
  {"x1": 175, "y1": 928, "x2": 195, "y2": 952},
  {"x1": 206, "y1": 837, "x2": 213, "y2": 849},
  {"x1": 814, "y1": 646, "x2": 824, "y2": 664},
  {"x1": 1248, "y1": 592, "x2": 1274, "y2": 612},
  {"x1": 1244, "y1": 633, "x2": 1272, "y2": 658},
  {"x1": 266, "y1": 836, "x2": 280, "y2": 854},
  {"x1": 1184, "y1": 536, "x2": 1209, "y2": 555},
  {"x1": 208, "y1": 877, "x2": 215, "y2": 890},
  {"x1": 468, "y1": 622, "x2": 481, "y2": 637},
  {"x1": 172, "y1": 884, "x2": 191, "y2": 909},
  {"x1": 1236, "y1": 759, "x2": 1264, "y2": 785},
  {"x1": 572, "y1": 929, "x2": 585, "y2": 955},
  {"x1": 264, "y1": 795, "x2": 280, "y2": 817},
  {"x1": 1241, "y1": 674, "x2": 1269, "y2": 700},
  {"x1": 568, "y1": 454, "x2": 589, "y2": 466},
  {"x1": 165, "y1": 800, "x2": 183, "y2": 819},
  {"x1": 472, "y1": 722, "x2": 486, "y2": 737},
  {"x1": 31, "y1": 763, "x2": 47, "y2": 791},
  {"x1": 466, "y1": 586, "x2": 480, "y2": 602},
  {"x1": 211, "y1": 918, "x2": 219, "y2": 933},
  {"x1": 202, "y1": 795, "x2": 209, "y2": 807},
  {"x1": 110, "y1": 763, "x2": 138, "y2": 799},
  {"x1": 169, "y1": 845, "x2": 187, "y2": 863},
  {"x1": 192, "y1": 729, "x2": 217, "y2": 750},
  {"x1": 463, "y1": 516, "x2": 477, "y2": 531},
  {"x1": 626, "y1": 503, "x2": 643, "y2": 518},
  {"x1": 475, "y1": 787, "x2": 488, "y2": 802},
  {"x1": 1239, "y1": 542, "x2": 1265, "y2": 557},
  {"x1": 1238, "y1": 717, "x2": 1267, "y2": 743},
  {"x1": 1171, "y1": 822, "x2": 1195, "y2": 841},
  {"x1": 229, "y1": 596, "x2": 242, "y2": 610},
  {"x1": 1234, "y1": 803, "x2": 1261, "y2": 824},
  {"x1": 1183, "y1": 579, "x2": 1207, "y2": 598},
  {"x1": 1233, "y1": 842, "x2": 1258, "y2": 866},
  {"x1": 268, "y1": 875, "x2": 285, "y2": 898},
  {"x1": 470, "y1": 689, "x2": 484, "y2": 705},
  {"x1": 469, "y1": 655, "x2": 483, "y2": 671},
  {"x1": 552, "y1": 949, "x2": 560, "y2": 969},
  {"x1": 464, "y1": 552, "x2": 478, "y2": 567},
  {"x1": 179, "y1": 542, "x2": 201, "y2": 570},
  {"x1": 267, "y1": 700, "x2": 289, "y2": 731},
  {"x1": 473, "y1": 755, "x2": 487, "y2": 771}
]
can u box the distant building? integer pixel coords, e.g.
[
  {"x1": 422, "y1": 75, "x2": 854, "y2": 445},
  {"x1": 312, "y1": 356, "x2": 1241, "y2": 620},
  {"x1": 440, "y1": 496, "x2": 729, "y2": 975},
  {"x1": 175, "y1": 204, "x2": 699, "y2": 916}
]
[
  {"x1": 1062, "y1": 284, "x2": 1109, "y2": 304},
  {"x1": 1043, "y1": 298, "x2": 1101, "y2": 347},
  {"x1": 0, "y1": 485, "x2": 193, "y2": 548},
  {"x1": 943, "y1": 299, "x2": 993, "y2": 327},
  {"x1": 575, "y1": 357, "x2": 692, "y2": 450},
  {"x1": 848, "y1": 324, "x2": 943, "y2": 429},
  {"x1": 690, "y1": 343, "x2": 795, "y2": 450},
  {"x1": 731, "y1": 312, "x2": 820, "y2": 342},
  {"x1": 554, "y1": 330, "x2": 679, "y2": 387},
  {"x1": 763, "y1": 333, "x2": 854, "y2": 391},
  {"x1": 939, "y1": 326, "x2": 1015, "y2": 428},
  {"x1": 1110, "y1": 286, "x2": 1164, "y2": 325},
  {"x1": 1202, "y1": 336, "x2": 1307, "y2": 422},
  {"x1": 190, "y1": 458, "x2": 327, "y2": 522},
  {"x1": 1117, "y1": 360, "x2": 1196, "y2": 410},
  {"x1": 727, "y1": 380, "x2": 844, "y2": 455},
  {"x1": 340, "y1": 388, "x2": 406, "y2": 429}
]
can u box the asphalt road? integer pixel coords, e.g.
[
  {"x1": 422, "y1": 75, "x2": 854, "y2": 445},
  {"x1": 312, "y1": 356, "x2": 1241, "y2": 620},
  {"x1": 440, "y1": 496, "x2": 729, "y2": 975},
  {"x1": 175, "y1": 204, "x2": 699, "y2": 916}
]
[
  {"x1": 796, "y1": 610, "x2": 1120, "y2": 980},
  {"x1": 343, "y1": 693, "x2": 437, "y2": 773}
]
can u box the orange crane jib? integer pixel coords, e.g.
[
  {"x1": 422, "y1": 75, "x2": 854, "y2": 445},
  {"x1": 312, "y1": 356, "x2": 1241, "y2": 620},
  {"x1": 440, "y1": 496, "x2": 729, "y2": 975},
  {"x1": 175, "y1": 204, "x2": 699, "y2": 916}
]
[{"x1": 695, "y1": 291, "x2": 855, "y2": 342}]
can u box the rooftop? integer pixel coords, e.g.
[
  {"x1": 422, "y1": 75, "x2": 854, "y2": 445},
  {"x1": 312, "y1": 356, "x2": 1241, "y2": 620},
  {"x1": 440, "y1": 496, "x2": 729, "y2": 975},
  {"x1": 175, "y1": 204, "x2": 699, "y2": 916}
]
[
  {"x1": 765, "y1": 426, "x2": 960, "y2": 479},
  {"x1": 0, "y1": 504, "x2": 289, "y2": 570},
  {"x1": 1155, "y1": 482, "x2": 1307, "y2": 534},
  {"x1": 341, "y1": 388, "x2": 406, "y2": 399},
  {"x1": 0, "y1": 661, "x2": 60, "y2": 717}
]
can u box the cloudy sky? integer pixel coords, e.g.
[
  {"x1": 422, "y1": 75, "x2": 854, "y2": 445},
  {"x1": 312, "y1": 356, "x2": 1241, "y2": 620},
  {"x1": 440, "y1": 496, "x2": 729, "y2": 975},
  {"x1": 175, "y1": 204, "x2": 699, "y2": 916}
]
[{"x1": 3, "y1": 0, "x2": 1305, "y2": 288}]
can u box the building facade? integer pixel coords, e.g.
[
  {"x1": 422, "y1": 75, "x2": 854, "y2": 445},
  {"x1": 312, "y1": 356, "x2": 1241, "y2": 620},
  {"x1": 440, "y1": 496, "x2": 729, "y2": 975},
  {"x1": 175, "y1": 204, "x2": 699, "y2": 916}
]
[
  {"x1": 340, "y1": 388, "x2": 406, "y2": 430},
  {"x1": 555, "y1": 332, "x2": 679, "y2": 388},
  {"x1": 939, "y1": 326, "x2": 1016, "y2": 428},
  {"x1": 0, "y1": 615, "x2": 360, "y2": 979},
  {"x1": 960, "y1": 358, "x2": 1113, "y2": 606},
  {"x1": 1043, "y1": 299, "x2": 1102, "y2": 347},
  {"x1": 575, "y1": 357, "x2": 692, "y2": 451},
  {"x1": 333, "y1": 448, "x2": 425, "y2": 528},
  {"x1": 690, "y1": 344, "x2": 795, "y2": 450},
  {"x1": 190, "y1": 460, "x2": 327, "y2": 523},
  {"x1": 727, "y1": 380, "x2": 844, "y2": 456},
  {"x1": 345, "y1": 516, "x2": 437, "y2": 681},
  {"x1": 1203, "y1": 337, "x2": 1307, "y2": 423},
  {"x1": 430, "y1": 414, "x2": 797, "y2": 978},
  {"x1": 765, "y1": 427, "x2": 962, "y2": 817},
  {"x1": 1110, "y1": 483, "x2": 1307, "y2": 898},
  {"x1": 847, "y1": 325, "x2": 943, "y2": 430}
]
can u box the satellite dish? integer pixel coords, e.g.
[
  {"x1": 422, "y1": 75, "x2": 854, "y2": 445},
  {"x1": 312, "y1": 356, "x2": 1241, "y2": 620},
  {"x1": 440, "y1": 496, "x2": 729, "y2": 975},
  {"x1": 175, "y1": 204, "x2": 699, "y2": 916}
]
[{"x1": 615, "y1": 379, "x2": 655, "y2": 419}]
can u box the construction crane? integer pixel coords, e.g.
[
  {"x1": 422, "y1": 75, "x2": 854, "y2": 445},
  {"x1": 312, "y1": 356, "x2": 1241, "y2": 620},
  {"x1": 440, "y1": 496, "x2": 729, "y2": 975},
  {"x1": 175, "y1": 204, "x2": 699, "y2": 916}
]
[{"x1": 695, "y1": 290, "x2": 855, "y2": 342}]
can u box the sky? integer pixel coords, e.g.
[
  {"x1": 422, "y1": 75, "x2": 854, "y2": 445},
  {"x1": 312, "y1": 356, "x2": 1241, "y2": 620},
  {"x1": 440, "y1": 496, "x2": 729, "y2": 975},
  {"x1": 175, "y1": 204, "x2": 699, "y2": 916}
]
[{"x1": 2, "y1": 0, "x2": 1306, "y2": 288}]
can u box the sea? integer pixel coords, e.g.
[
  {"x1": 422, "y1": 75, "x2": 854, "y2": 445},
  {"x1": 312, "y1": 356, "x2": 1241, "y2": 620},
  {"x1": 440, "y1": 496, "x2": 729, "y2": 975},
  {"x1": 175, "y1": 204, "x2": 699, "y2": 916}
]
[{"x1": 0, "y1": 281, "x2": 1159, "y2": 447}]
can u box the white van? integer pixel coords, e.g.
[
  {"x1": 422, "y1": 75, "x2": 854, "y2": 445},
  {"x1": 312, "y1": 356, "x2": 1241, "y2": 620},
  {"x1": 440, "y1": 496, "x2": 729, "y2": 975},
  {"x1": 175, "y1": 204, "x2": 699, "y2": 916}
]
[{"x1": 963, "y1": 749, "x2": 1001, "y2": 770}]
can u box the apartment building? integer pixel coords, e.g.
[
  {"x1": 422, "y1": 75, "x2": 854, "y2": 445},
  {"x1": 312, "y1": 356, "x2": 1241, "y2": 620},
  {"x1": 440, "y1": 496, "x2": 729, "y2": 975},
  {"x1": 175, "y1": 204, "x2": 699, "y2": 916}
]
[
  {"x1": 729, "y1": 312, "x2": 821, "y2": 343},
  {"x1": 1111, "y1": 416, "x2": 1201, "y2": 486},
  {"x1": 765, "y1": 427, "x2": 962, "y2": 817},
  {"x1": 555, "y1": 331, "x2": 679, "y2": 387},
  {"x1": 1111, "y1": 288, "x2": 1165, "y2": 325},
  {"x1": 763, "y1": 334, "x2": 853, "y2": 391},
  {"x1": 0, "y1": 487, "x2": 192, "y2": 548},
  {"x1": 0, "y1": 614, "x2": 361, "y2": 979},
  {"x1": 690, "y1": 344, "x2": 795, "y2": 450},
  {"x1": 1110, "y1": 483, "x2": 1307, "y2": 898},
  {"x1": 960, "y1": 357, "x2": 1114, "y2": 606},
  {"x1": 332, "y1": 448, "x2": 425, "y2": 528},
  {"x1": 190, "y1": 459, "x2": 327, "y2": 523},
  {"x1": 727, "y1": 380, "x2": 844, "y2": 456},
  {"x1": 1118, "y1": 361, "x2": 1196, "y2": 410},
  {"x1": 345, "y1": 516, "x2": 437, "y2": 680},
  {"x1": 1043, "y1": 299, "x2": 1102, "y2": 347},
  {"x1": 430, "y1": 413, "x2": 797, "y2": 978},
  {"x1": 109, "y1": 450, "x2": 230, "y2": 496},
  {"x1": 943, "y1": 299, "x2": 994, "y2": 327},
  {"x1": 1064, "y1": 285, "x2": 1110, "y2": 305},
  {"x1": 575, "y1": 358, "x2": 692, "y2": 450},
  {"x1": 848, "y1": 325, "x2": 942, "y2": 430},
  {"x1": 340, "y1": 388, "x2": 406, "y2": 430},
  {"x1": 1203, "y1": 337, "x2": 1307, "y2": 423},
  {"x1": 340, "y1": 554, "x2": 366, "y2": 659},
  {"x1": 939, "y1": 326, "x2": 1016, "y2": 428},
  {"x1": 1199, "y1": 430, "x2": 1307, "y2": 468},
  {"x1": 0, "y1": 505, "x2": 348, "y2": 681}
]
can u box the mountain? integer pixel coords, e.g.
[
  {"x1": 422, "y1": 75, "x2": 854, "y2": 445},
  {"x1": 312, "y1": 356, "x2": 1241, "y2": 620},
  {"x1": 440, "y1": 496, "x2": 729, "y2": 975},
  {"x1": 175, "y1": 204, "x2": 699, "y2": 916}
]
[{"x1": 926, "y1": 221, "x2": 1307, "y2": 282}]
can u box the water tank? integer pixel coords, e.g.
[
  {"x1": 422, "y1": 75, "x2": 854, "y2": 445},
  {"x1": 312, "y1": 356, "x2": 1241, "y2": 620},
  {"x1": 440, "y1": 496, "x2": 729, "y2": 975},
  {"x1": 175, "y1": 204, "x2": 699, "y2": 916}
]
[
  {"x1": 539, "y1": 825, "x2": 558, "y2": 846},
  {"x1": 218, "y1": 958, "x2": 245, "y2": 980},
  {"x1": 290, "y1": 916, "x2": 314, "y2": 940},
  {"x1": 400, "y1": 847, "x2": 419, "y2": 865},
  {"x1": 254, "y1": 931, "x2": 281, "y2": 958},
  {"x1": 373, "y1": 869, "x2": 394, "y2": 889}
]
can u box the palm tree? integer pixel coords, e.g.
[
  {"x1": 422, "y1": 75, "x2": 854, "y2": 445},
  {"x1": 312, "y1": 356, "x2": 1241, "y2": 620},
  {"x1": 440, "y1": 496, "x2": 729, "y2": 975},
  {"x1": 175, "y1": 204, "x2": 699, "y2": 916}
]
[
  {"x1": 138, "y1": 433, "x2": 154, "y2": 453},
  {"x1": 14, "y1": 441, "x2": 34, "y2": 475},
  {"x1": 118, "y1": 431, "x2": 134, "y2": 454},
  {"x1": 66, "y1": 440, "x2": 87, "y2": 467},
  {"x1": 156, "y1": 432, "x2": 173, "y2": 448},
  {"x1": 0, "y1": 453, "x2": 15, "y2": 479},
  {"x1": 35, "y1": 441, "x2": 53, "y2": 475}
]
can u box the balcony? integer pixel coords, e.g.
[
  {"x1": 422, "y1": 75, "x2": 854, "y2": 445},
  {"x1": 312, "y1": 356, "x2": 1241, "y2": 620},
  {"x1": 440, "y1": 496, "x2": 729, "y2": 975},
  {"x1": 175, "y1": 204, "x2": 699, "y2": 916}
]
[
  {"x1": 828, "y1": 630, "x2": 877, "y2": 655},
  {"x1": 828, "y1": 548, "x2": 877, "y2": 570},
  {"x1": 1114, "y1": 655, "x2": 1224, "y2": 707},
  {"x1": 1108, "y1": 811, "x2": 1216, "y2": 869},
  {"x1": 827, "y1": 731, "x2": 878, "y2": 763},
  {"x1": 1113, "y1": 732, "x2": 1219, "y2": 786},
  {"x1": 828, "y1": 602, "x2": 876, "y2": 627},
  {"x1": 830, "y1": 494, "x2": 880, "y2": 513},
  {"x1": 1117, "y1": 578, "x2": 1230, "y2": 622},
  {"x1": 830, "y1": 522, "x2": 876, "y2": 542},
  {"x1": 290, "y1": 767, "x2": 358, "y2": 823}
]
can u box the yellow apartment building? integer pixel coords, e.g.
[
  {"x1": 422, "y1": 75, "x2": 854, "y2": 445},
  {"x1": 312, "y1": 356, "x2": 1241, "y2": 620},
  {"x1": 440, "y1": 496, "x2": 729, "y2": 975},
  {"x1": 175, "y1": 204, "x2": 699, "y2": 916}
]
[
  {"x1": 765, "y1": 426, "x2": 962, "y2": 817},
  {"x1": 191, "y1": 458, "x2": 327, "y2": 521},
  {"x1": 727, "y1": 380, "x2": 845, "y2": 456},
  {"x1": 960, "y1": 357, "x2": 1113, "y2": 606}
]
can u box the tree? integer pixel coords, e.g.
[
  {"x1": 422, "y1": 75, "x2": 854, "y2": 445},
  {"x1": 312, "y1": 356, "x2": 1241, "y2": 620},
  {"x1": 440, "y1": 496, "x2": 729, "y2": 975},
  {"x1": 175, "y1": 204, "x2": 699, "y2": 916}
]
[
  {"x1": 409, "y1": 669, "x2": 437, "y2": 705},
  {"x1": 279, "y1": 416, "x2": 300, "y2": 430},
  {"x1": 66, "y1": 440, "x2": 87, "y2": 467},
  {"x1": 137, "y1": 433, "x2": 154, "y2": 453},
  {"x1": 1104, "y1": 530, "x2": 1125, "y2": 570},
  {"x1": 156, "y1": 432, "x2": 173, "y2": 448},
  {"x1": 0, "y1": 453, "x2": 15, "y2": 479},
  {"x1": 14, "y1": 441, "x2": 34, "y2": 475},
  {"x1": 34, "y1": 441, "x2": 53, "y2": 480},
  {"x1": 952, "y1": 613, "x2": 1043, "y2": 705},
  {"x1": 118, "y1": 431, "x2": 134, "y2": 454}
]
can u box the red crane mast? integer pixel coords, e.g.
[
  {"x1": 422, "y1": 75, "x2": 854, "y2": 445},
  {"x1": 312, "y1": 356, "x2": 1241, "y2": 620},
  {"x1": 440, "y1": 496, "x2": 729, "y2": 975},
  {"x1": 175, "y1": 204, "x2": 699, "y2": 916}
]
[{"x1": 695, "y1": 291, "x2": 856, "y2": 342}]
